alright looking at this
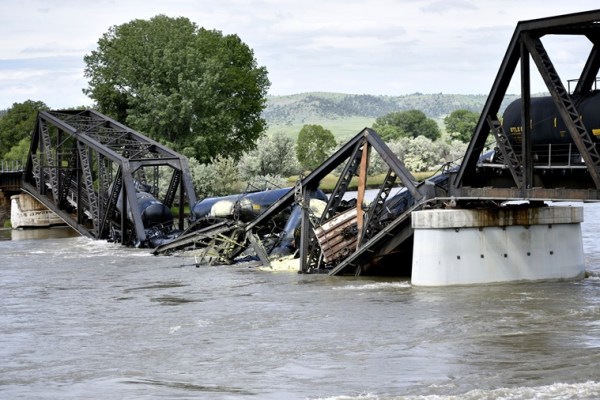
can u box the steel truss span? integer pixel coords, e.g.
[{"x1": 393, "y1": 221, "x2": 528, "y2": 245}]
[
  {"x1": 167, "y1": 11, "x2": 600, "y2": 278},
  {"x1": 23, "y1": 109, "x2": 196, "y2": 248},
  {"x1": 452, "y1": 9, "x2": 600, "y2": 197}
]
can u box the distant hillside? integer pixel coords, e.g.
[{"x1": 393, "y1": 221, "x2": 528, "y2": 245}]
[{"x1": 263, "y1": 92, "x2": 521, "y2": 139}]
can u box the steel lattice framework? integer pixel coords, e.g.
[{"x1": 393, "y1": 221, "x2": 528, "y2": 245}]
[
  {"x1": 451, "y1": 10, "x2": 600, "y2": 200},
  {"x1": 23, "y1": 109, "x2": 197, "y2": 246},
  {"x1": 244, "y1": 128, "x2": 442, "y2": 275}
]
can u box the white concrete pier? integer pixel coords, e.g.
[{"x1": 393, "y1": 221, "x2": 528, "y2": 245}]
[
  {"x1": 411, "y1": 206, "x2": 585, "y2": 286},
  {"x1": 11, "y1": 193, "x2": 65, "y2": 229}
]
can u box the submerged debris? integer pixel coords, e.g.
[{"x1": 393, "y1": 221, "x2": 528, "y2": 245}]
[{"x1": 154, "y1": 128, "x2": 451, "y2": 276}]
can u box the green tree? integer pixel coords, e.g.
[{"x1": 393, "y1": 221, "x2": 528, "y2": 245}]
[
  {"x1": 0, "y1": 100, "x2": 49, "y2": 160},
  {"x1": 83, "y1": 15, "x2": 270, "y2": 163},
  {"x1": 444, "y1": 139, "x2": 469, "y2": 165},
  {"x1": 372, "y1": 109, "x2": 440, "y2": 141},
  {"x1": 238, "y1": 131, "x2": 300, "y2": 180},
  {"x1": 368, "y1": 137, "x2": 410, "y2": 174},
  {"x1": 444, "y1": 109, "x2": 479, "y2": 142},
  {"x1": 296, "y1": 124, "x2": 336, "y2": 171},
  {"x1": 368, "y1": 136, "x2": 449, "y2": 173},
  {"x1": 402, "y1": 136, "x2": 446, "y2": 172},
  {"x1": 188, "y1": 155, "x2": 244, "y2": 197},
  {"x1": 3, "y1": 138, "x2": 32, "y2": 163}
]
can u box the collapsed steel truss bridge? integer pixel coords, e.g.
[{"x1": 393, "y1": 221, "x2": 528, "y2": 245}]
[
  {"x1": 23, "y1": 109, "x2": 196, "y2": 247},
  {"x1": 18, "y1": 10, "x2": 600, "y2": 276}
]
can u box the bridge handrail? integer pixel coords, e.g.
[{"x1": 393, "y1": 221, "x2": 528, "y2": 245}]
[{"x1": 0, "y1": 160, "x2": 25, "y2": 172}]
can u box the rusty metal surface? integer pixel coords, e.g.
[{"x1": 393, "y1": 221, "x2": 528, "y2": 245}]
[
  {"x1": 411, "y1": 206, "x2": 584, "y2": 229},
  {"x1": 0, "y1": 171, "x2": 23, "y2": 192},
  {"x1": 314, "y1": 207, "x2": 358, "y2": 263},
  {"x1": 448, "y1": 187, "x2": 600, "y2": 201}
]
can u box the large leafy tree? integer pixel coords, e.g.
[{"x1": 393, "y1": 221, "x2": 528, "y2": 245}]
[
  {"x1": 83, "y1": 15, "x2": 270, "y2": 163},
  {"x1": 372, "y1": 109, "x2": 440, "y2": 141},
  {"x1": 444, "y1": 109, "x2": 479, "y2": 142},
  {"x1": 296, "y1": 124, "x2": 336, "y2": 171},
  {"x1": 0, "y1": 100, "x2": 49, "y2": 161}
]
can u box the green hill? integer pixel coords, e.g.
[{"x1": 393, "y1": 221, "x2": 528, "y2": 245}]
[{"x1": 263, "y1": 92, "x2": 521, "y2": 140}]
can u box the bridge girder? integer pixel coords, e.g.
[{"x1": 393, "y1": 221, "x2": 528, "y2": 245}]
[
  {"x1": 23, "y1": 109, "x2": 196, "y2": 247},
  {"x1": 244, "y1": 128, "x2": 442, "y2": 275},
  {"x1": 452, "y1": 10, "x2": 600, "y2": 197}
]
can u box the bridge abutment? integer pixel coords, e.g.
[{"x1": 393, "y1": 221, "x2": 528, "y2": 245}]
[
  {"x1": 10, "y1": 193, "x2": 65, "y2": 229},
  {"x1": 411, "y1": 206, "x2": 585, "y2": 286}
]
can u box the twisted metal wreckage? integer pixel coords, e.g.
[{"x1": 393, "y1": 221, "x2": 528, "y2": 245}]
[
  {"x1": 22, "y1": 108, "x2": 442, "y2": 277},
  {"x1": 153, "y1": 128, "x2": 449, "y2": 276}
]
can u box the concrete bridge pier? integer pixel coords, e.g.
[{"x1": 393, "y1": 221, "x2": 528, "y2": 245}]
[
  {"x1": 411, "y1": 206, "x2": 585, "y2": 286},
  {"x1": 10, "y1": 193, "x2": 65, "y2": 229}
]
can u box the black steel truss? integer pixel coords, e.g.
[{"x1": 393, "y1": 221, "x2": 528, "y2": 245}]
[
  {"x1": 244, "y1": 128, "x2": 428, "y2": 275},
  {"x1": 452, "y1": 9, "x2": 600, "y2": 195},
  {"x1": 23, "y1": 109, "x2": 196, "y2": 246}
]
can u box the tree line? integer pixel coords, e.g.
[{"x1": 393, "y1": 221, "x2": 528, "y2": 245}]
[
  {"x1": 263, "y1": 92, "x2": 491, "y2": 125},
  {"x1": 186, "y1": 108, "x2": 477, "y2": 197}
]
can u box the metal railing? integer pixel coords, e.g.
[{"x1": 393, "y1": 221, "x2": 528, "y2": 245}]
[
  {"x1": 567, "y1": 77, "x2": 600, "y2": 94},
  {"x1": 0, "y1": 160, "x2": 25, "y2": 172},
  {"x1": 481, "y1": 143, "x2": 594, "y2": 170}
]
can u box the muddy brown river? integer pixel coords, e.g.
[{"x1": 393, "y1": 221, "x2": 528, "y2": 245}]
[{"x1": 1, "y1": 204, "x2": 599, "y2": 399}]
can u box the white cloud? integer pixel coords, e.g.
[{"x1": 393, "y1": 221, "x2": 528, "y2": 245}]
[
  {"x1": 0, "y1": 0, "x2": 599, "y2": 108},
  {"x1": 419, "y1": 0, "x2": 479, "y2": 15}
]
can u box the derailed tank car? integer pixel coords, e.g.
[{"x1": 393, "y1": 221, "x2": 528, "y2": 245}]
[
  {"x1": 191, "y1": 187, "x2": 293, "y2": 222},
  {"x1": 111, "y1": 181, "x2": 179, "y2": 248},
  {"x1": 154, "y1": 187, "x2": 328, "y2": 263}
]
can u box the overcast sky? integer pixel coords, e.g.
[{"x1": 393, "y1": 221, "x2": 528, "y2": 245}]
[{"x1": 1, "y1": 1, "x2": 599, "y2": 109}]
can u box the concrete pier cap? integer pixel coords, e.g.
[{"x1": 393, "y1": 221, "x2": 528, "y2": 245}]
[{"x1": 411, "y1": 205, "x2": 585, "y2": 286}]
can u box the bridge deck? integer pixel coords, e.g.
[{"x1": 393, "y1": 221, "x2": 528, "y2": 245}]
[{"x1": 0, "y1": 170, "x2": 24, "y2": 192}]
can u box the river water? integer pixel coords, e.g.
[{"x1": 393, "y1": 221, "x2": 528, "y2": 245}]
[{"x1": 1, "y1": 204, "x2": 599, "y2": 400}]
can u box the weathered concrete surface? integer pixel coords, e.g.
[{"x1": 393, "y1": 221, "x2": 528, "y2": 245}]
[
  {"x1": 411, "y1": 206, "x2": 585, "y2": 286},
  {"x1": 412, "y1": 206, "x2": 583, "y2": 229},
  {"x1": 11, "y1": 193, "x2": 65, "y2": 229}
]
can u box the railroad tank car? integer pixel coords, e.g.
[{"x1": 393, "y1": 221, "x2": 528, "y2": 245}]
[
  {"x1": 191, "y1": 189, "x2": 290, "y2": 222},
  {"x1": 112, "y1": 180, "x2": 174, "y2": 229},
  {"x1": 191, "y1": 187, "x2": 328, "y2": 223},
  {"x1": 110, "y1": 185, "x2": 175, "y2": 248},
  {"x1": 136, "y1": 192, "x2": 174, "y2": 228},
  {"x1": 191, "y1": 193, "x2": 244, "y2": 220},
  {"x1": 268, "y1": 198, "x2": 327, "y2": 258},
  {"x1": 236, "y1": 188, "x2": 294, "y2": 222},
  {"x1": 115, "y1": 188, "x2": 173, "y2": 229},
  {"x1": 501, "y1": 92, "x2": 600, "y2": 145}
]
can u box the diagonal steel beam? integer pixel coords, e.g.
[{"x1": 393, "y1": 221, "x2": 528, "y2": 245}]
[
  {"x1": 522, "y1": 33, "x2": 600, "y2": 189},
  {"x1": 574, "y1": 38, "x2": 600, "y2": 95},
  {"x1": 452, "y1": 25, "x2": 522, "y2": 189},
  {"x1": 365, "y1": 129, "x2": 421, "y2": 200}
]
